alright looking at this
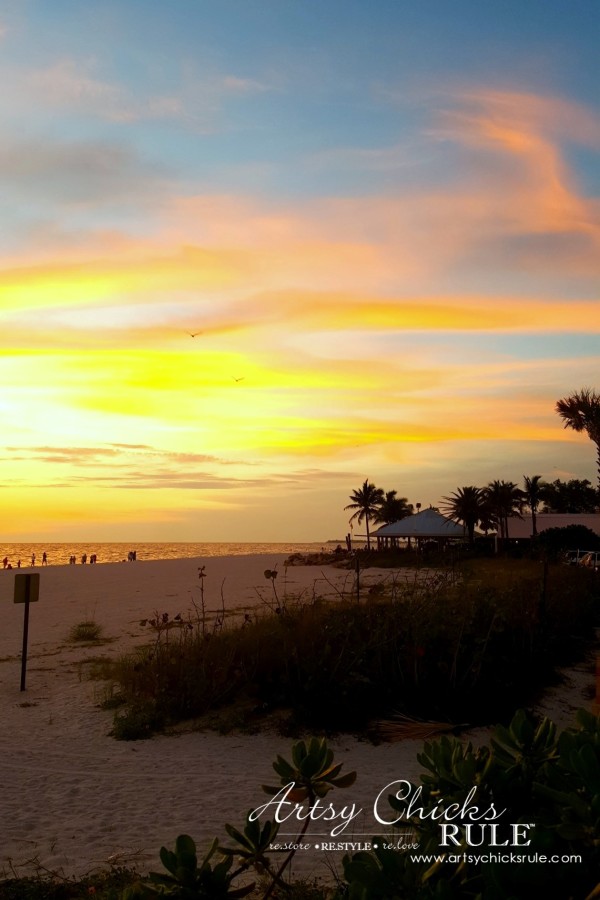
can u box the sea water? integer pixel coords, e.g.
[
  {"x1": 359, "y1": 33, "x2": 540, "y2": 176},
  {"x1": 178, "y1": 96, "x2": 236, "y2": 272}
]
[{"x1": 0, "y1": 541, "x2": 328, "y2": 567}]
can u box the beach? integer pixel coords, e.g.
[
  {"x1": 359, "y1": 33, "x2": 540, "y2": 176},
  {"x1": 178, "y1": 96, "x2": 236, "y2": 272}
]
[{"x1": 0, "y1": 555, "x2": 595, "y2": 882}]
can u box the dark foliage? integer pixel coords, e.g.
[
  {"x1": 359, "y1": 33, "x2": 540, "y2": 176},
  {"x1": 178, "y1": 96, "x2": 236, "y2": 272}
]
[
  {"x1": 535, "y1": 524, "x2": 600, "y2": 559},
  {"x1": 541, "y1": 479, "x2": 599, "y2": 514},
  {"x1": 107, "y1": 563, "x2": 599, "y2": 739}
]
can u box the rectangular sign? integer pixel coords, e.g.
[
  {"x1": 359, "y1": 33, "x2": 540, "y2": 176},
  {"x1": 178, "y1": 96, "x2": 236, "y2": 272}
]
[{"x1": 14, "y1": 573, "x2": 40, "y2": 604}]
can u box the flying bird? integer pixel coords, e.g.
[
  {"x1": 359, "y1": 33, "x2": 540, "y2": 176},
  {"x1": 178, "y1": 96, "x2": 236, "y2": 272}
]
[
  {"x1": 188, "y1": 331, "x2": 203, "y2": 337},
  {"x1": 232, "y1": 376, "x2": 245, "y2": 382}
]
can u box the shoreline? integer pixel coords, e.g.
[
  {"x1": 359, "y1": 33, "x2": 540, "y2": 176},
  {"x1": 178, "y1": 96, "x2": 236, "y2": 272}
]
[
  {"x1": 0, "y1": 555, "x2": 596, "y2": 881},
  {"x1": 0, "y1": 541, "x2": 332, "y2": 569}
]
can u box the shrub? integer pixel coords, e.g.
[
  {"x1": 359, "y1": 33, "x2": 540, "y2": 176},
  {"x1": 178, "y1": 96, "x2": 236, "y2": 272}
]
[
  {"x1": 343, "y1": 708, "x2": 600, "y2": 898},
  {"x1": 112, "y1": 700, "x2": 166, "y2": 741},
  {"x1": 535, "y1": 524, "x2": 600, "y2": 560},
  {"x1": 106, "y1": 562, "x2": 598, "y2": 739}
]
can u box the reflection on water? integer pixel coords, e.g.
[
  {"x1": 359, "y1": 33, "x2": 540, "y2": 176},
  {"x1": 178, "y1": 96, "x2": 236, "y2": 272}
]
[{"x1": 0, "y1": 541, "x2": 327, "y2": 567}]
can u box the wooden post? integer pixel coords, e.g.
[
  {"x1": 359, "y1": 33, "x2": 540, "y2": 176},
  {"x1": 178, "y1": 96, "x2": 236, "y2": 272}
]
[{"x1": 14, "y1": 573, "x2": 40, "y2": 691}]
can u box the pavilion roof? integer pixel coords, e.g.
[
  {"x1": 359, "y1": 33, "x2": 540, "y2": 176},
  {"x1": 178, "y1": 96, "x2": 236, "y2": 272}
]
[{"x1": 372, "y1": 507, "x2": 467, "y2": 539}]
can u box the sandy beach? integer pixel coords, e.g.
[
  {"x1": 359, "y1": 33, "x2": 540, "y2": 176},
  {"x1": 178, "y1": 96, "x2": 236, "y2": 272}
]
[{"x1": 0, "y1": 555, "x2": 595, "y2": 882}]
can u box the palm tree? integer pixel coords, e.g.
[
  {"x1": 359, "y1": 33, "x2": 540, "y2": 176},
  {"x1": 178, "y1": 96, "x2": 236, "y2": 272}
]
[
  {"x1": 372, "y1": 490, "x2": 413, "y2": 526},
  {"x1": 522, "y1": 474, "x2": 545, "y2": 536},
  {"x1": 484, "y1": 480, "x2": 523, "y2": 542},
  {"x1": 345, "y1": 480, "x2": 384, "y2": 550},
  {"x1": 556, "y1": 388, "x2": 600, "y2": 493},
  {"x1": 441, "y1": 486, "x2": 484, "y2": 546}
]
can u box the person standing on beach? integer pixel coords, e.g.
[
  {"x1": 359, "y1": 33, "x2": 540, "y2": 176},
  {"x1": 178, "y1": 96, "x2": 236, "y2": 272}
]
[
  {"x1": 2, "y1": 557, "x2": 7, "y2": 569},
  {"x1": 31, "y1": 552, "x2": 36, "y2": 566},
  {"x1": 42, "y1": 551, "x2": 48, "y2": 566}
]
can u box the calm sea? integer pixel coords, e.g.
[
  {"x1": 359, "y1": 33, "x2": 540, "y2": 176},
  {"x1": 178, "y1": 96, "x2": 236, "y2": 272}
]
[{"x1": 0, "y1": 541, "x2": 328, "y2": 567}]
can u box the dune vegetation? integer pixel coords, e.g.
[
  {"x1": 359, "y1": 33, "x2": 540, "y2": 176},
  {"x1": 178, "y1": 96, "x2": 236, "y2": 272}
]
[{"x1": 101, "y1": 557, "x2": 599, "y2": 741}]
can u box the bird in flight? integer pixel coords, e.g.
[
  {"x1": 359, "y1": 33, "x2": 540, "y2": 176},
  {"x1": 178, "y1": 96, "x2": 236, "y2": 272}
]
[
  {"x1": 188, "y1": 331, "x2": 203, "y2": 338},
  {"x1": 232, "y1": 376, "x2": 245, "y2": 382}
]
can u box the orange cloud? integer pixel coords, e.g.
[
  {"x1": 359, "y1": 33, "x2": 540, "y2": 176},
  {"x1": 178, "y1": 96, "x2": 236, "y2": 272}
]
[
  {"x1": 3, "y1": 85, "x2": 599, "y2": 322},
  {"x1": 245, "y1": 291, "x2": 600, "y2": 334},
  {"x1": 433, "y1": 88, "x2": 600, "y2": 250}
]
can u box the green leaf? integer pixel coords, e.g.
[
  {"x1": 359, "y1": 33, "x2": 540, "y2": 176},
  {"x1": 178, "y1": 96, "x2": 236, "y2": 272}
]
[
  {"x1": 159, "y1": 847, "x2": 177, "y2": 876},
  {"x1": 330, "y1": 770, "x2": 358, "y2": 789},
  {"x1": 224, "y1": 822, "x2": 254, "y2": 853},
  {"x1": 174, "y1": 834, "x2": 196, "y2": 857}
]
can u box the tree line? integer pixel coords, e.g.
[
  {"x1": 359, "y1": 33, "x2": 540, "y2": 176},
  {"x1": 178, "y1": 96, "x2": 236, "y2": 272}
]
[{"x1": 345, "y1": 388, "x2": 600, "y2": 548}]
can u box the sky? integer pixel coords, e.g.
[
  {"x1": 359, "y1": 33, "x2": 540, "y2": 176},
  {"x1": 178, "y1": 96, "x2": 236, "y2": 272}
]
[{"x1": 0, "y1": 0, "x2": 599, "y2": 542}]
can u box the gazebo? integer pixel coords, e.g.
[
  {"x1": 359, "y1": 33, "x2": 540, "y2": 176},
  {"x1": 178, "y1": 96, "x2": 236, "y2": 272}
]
[{"x1": 371, "y1": 507, "x2": 468, "y2": 550}]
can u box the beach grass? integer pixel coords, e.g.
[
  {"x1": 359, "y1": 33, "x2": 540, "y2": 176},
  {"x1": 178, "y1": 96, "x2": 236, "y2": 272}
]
[
  {"x1": 102, "y1": 559, "x2": 599, "y2": 740},
  {"x1": 68, "y1": 620, "x2": 103, "y2": 643}
]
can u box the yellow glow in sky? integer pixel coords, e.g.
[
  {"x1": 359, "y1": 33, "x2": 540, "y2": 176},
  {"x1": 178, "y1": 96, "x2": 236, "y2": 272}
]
[{"x1": 1, "y1": 17, "x2": 598, "y2": 540}]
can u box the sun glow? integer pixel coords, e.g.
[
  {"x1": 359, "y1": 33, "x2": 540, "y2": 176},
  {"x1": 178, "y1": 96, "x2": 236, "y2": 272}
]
[{"x1": 0, "y1": 4, "x2": 598, "y2": 539}]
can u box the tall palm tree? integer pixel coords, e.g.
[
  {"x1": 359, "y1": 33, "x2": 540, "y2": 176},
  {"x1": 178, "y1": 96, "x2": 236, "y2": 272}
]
[
  {"x1": 345, "y1": 480, "x2": 384, "y2": 550},
  {"x1": 556, "y1": 388, "x2": 600, "y2": 493},
  {"x1": 372, "y1": 490, "x2": 413, "y2": 526},
  {"x1": 484, "y1": 480, "x2": 523, "y2": 542},
  {"x1": 522, "y1": 474, "x2": 545, "y2": 536},
  {"x1": 441, "y1": 486, "x2": 484, "y2": 546}
]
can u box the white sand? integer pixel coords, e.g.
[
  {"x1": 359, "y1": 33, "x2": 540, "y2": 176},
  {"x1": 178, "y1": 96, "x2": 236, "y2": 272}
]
[{"x1": 0, "y1": 556, "x2": 595, "y2": 882}]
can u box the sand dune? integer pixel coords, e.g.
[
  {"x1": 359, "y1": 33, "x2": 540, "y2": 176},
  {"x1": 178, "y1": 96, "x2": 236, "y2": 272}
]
[{"x1": 0, "y1": 556, "x2": 594, "y2": 881}]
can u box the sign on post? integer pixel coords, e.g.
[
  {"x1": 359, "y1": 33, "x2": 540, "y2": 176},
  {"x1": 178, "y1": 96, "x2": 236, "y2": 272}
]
[
  {"x1": 14, "y1": 573, "x2": 40, "y2": 604},
  {"x1": 14, "y1": 573, "x2": 39, "y2": 691}
]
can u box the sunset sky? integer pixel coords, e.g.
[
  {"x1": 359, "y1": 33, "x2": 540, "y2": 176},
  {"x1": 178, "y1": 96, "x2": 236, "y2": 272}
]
[{"x1": 1, "y1": 0, "x2": 599, "y2": 542}]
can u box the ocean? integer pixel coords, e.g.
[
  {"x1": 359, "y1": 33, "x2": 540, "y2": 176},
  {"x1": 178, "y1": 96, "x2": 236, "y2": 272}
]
[{"x1": 0, "y1": 541, "x2": 328, "y2": 568}]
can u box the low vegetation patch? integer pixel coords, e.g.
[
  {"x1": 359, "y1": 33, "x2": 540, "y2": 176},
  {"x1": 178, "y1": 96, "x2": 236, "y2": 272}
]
[
  {"x1": 102, "y1": 560, "x2": 598, "y2": 740},
  {"x1": 68, "y1": 620, "x2": 103, "y2": 643}
]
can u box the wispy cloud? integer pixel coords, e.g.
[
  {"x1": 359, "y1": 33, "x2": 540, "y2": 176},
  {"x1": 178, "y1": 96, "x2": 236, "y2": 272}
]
[
  {"x1": 429, "y1": 88, "x2": 600, "y2": 258},
  {"x1": 0, "y1": 83, "x2": 597, "y2": 536},
  {"x1": 25, "y1": 58, "x2": 130, "y2": 120},
  {"x1": 2, "y1": 86, "x2": 598, "y2": 295},
  {"x1": 0, "y1": 136, "x2": 170, "y2": 207},
  {"x1": 4, "y1": 56, "x2": 275, "y2": 129},
  {"x1": 3, "y1": 444, "x2": 241, "y2": 469}
]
